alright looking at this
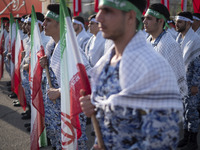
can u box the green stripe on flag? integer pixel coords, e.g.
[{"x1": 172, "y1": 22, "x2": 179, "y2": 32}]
[
  {"x1": 10, "y1": 13, "x2": 14, "y2": 39},
  {"x1": 16, "y1": 21, "x2": 19, "y2": 38},
  {"x1": 31, "y1": 5, "x2": 36, "y2": 52}
]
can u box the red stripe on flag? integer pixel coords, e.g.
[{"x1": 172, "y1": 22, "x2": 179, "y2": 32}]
[
  {"x1": 73, "y1": 0, "x2": 82, "y2": 16},
  {"x1": 193, "y1": 0, "x2": 200, "y2": 13},
  {"x1": 11, "y1": 41, "x2": 15, "y2": 92},
  {"x1": 31, "y1": 45, "x2": 45, "y2": 116},
  {"x1": 94, "y1": 0, "x2": 99, "y2": 12},
  {"x1": 30, "y1": 111, "x2": 45, "y2": 150},
  {"x1": 161, "y1": 0, "x2": 170, "y2": 11},
  {"x1": 68, "y1": 63, "x2": 91, "y2": 139},
  {"x1": 143, "y1": 0, "x2": 150, "y2": 15},
  {"x1": 61, "y1": 112, "x2": 76, "y2": 145},
  {"x1": 14, "y1": 40, "x2": 26, "y2": 111},
  {"x1": 0, "y1": 34, "x2": 4, "y2": 80}
]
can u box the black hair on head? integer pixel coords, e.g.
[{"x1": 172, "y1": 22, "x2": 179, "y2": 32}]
[
  {"x1": 88, "y1": 14, "x2": 96, "y2": 21},
  {"x1": 177, "y1": 11, "x2": 193, "y2": 21},
  {"x1": 47, "y1": 4, "x2": 60, "y2": 15},
  {"x1": 14, "y1": 17, "x2": 21, "y2": 22},
  {"x1": 128, "y1": 0, "x2": 147, "y2": 13},
  {"x1": 73, "y1": 16, "x2": 85, "y2": 25},
  {"x1": 149, "y1": 3, "x2": 170, "y2": 20},
  {"x1": 35, "y1": 12, "x2": 44, "y2": 22},
  {"x1": 1, "y1": 17, "x2": 9, "y2": 21},
  {"x1": 47, "y1": 4, "x2": 72, "y2": 19},
  {"x1": 21, "y1": 15, "x2": 27, "y2": 19},
  {"x1": 193, "y1": 13, "x2": 200, "y2": 20},
  {"x1": 29, "y1": 12, "x2": 44, "y2": 22}
]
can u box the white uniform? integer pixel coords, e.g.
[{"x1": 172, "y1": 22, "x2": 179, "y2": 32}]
[
  {"x1": 167, "y1": 28, "x2": 178, "y2": 39},
  {"x1": 176, "y1": 27, "x2": 200, "y2": 69},
  {"x1": 85, "y1": 31, "x2": 106, "y2": 67},
  {"x1": 76, "y1": 29, "x2": 90, "y2": 51}
]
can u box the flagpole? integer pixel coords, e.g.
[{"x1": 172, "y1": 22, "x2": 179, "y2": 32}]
[
  {"x1": 45, "y1": 65, "x2": 56, "y2": 104},
  {"x1": 81, "y1": 90, "x2": 105, "y2": 149},
  {"x1": 91, "y1": 115, "x2": 105, "y2": 149}
]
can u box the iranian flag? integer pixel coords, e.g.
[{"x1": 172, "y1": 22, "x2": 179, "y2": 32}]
[
  {"x1": 9, "y1": 13, "x2": 16, "y2": 92},
  {"x1": 193, "y1": 0, "x2": 200, "y2": 13},
  {"x1": 30, "y1": 5, "x2": 45, "y2": 150},
  {"x1": 181, "y1": 0, "x2": 187, "y2": 11},
  {"x1": 0, "y1": 18, "x2": 5, "y2": 80},
  {"x1": 161, "y1": 0, "x2": 170, "y2": 11},
  {"x1": 60, "y1": 0, "x2": 91, "y2": 149},
  {"x1": 73, "y1": 0, "x2": 82, "y2": 16},
  {"x1": 143, "y1": 0, "x2": 150, "y2": 15},
  {"x1": 14, "y1": 21, "x2": 26, "y2": 111},
  {"x1": 94, "y1": 0, "x2": 99, "y2": 12}
]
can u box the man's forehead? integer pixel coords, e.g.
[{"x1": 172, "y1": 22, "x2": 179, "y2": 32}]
[
  {"x1": 144, "y1": 14, "x2": 154, "y2": 18},
  {"x1": 44, "y1": 17, "x2": 54, "y2": 21},
  {"x1": 98, "y1": 5, "x2": 115, "y2": 10}
]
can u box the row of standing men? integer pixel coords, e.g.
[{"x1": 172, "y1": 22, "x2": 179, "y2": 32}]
[{"x1": 1, "y1": 1, "x2": 200, "y2": 150}]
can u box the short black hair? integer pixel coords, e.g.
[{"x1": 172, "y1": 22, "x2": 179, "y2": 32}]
[
  {"x1": 149, "y1": 3, "x2": 170, "y2": 20},
  {"x1": 128, "y1": 0, "x2": 146, "y2": 14},
  {"x1": 73, "y1": 16, "x2": 85, "y2": 25},
  {"x1": 47, "y1": 3, "x2": 72, "y2": 19},
  {"x1": 14, "y1": 17, "x2": 21, "y2": 22},
  {"x1": 36, "y1": 12, "x2": 44, "y2": 22},
  {"x1": 193, "y1": 13, "x2": 200, "y2": 20},
  {"x1": 47, "y1": 4, "x2": 59, "y2": 15},
  {"x1": 1, "y1": 17, "x2": 9, "y2": 22},
  {"x1": 88, "y1": 14, "x2": 96, "y2": 21},
  {"x1": 177, "y1": 11, "x2": 193, "y2": 21},
  {"x1": 29, "y1": 12, "x2": 44, "y2": 22}
]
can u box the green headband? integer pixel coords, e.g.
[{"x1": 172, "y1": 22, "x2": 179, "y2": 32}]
[
  {"x1": 99, "y1": 0, "x2": 143, "y2": 30},
  {"x1": 45, "y1": 11, "x2": 59, "y2": 22},
  {"x1": 145, "y1": 9, "x2": 170, "y2": 29}
]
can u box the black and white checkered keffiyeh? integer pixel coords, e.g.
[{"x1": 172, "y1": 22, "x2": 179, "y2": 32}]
[
  {"x1": 50, "y1": 41, "x2": 91, "y2": 87},
  {"x1": 90, "y1": 31, "x2": 183, "y2": 110},
  {"x1": 147, "y1": 32, "x2": 188, "y2": 98}
]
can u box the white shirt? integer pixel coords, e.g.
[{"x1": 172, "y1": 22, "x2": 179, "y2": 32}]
[{"x1": 85, "y1": 31, "x2": 106, "y2": 67}]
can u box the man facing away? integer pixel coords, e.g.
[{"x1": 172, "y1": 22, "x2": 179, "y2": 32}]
[
  {"x1": 175, "y1": 11, "x2": 200, "y2": 150},
  {"x1": 80, "y1": 0, "x2": 183, "y2": 149},
  {"x1": 143, "y1": 3, "x2": 188, "y2": 99}
]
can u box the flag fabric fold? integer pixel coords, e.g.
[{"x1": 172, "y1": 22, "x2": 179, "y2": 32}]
[
  {"x1": 30, "y1": 5, "x2": 45, "y2": 150},
  {"x1": 9, "y1": 13, "x2": 16, "y2": 92},
  {"x1": 193, "y1": 0, "x2": 200, "y2": 13},
  {"x1": 181, "y1": 0, "x2": 187, "y2": 11},
  {"x1": 161, "y1": 0, "x2": 170, "y2": 11},
  {"x1": 0, "y1": 18, "x2": 5, "y2": 80},
  {"x1": 143, "y1": 0, "x2": 150, "y2": 15},
  {"x1": 73, "y1": 0, "x2": 82, "y2": 16},
  {"x1": 60, "y1": 0, "x2": 91, "y2": 149},
  {"x1": 94, "y1": 0, "x2": 99, "y2": 12},
  {"x1": 14, "y1": 21, "x2": 27, "y2": 111}
]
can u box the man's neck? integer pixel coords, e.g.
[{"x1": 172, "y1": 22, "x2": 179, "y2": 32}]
[
  {"x1": 113, "y1": 30, "x2": 136, "y2": 57},
  {"x1": 52, "y1": 34, "x2": 60, "y2": 44},
  {"x1": 76, "y1": 29, "x2": 82, "y2": 36},
  {"x1": 150, "y1": 28, "x2": 163, "y2": 42},
  {"x1": 193, "y1": 24, "x2": 200, "y2": 32},
  {"x1": 93, "y1": 30, "x2": 99, "y2": 36}
]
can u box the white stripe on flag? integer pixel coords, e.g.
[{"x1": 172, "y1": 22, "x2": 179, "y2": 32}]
[{"x1": 75, "y1": 0, "x2": 78, "y2": 12}]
